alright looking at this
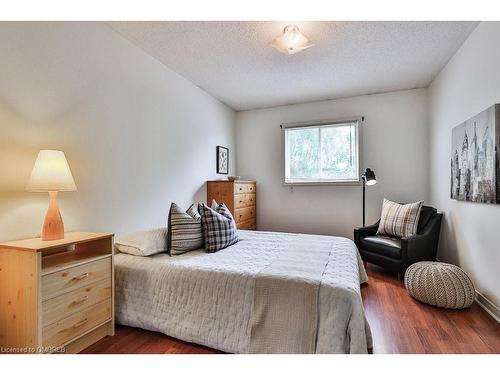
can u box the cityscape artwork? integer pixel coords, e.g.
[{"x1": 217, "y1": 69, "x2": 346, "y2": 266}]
[{"x1": 450, "y1": 104, "x2": 500, "y2": 204}]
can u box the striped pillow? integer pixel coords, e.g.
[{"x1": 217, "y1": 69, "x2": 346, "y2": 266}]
[
  {"x1": 377, "y1": 199, "x2": 424, "y2": 238},
  {"x1": 168, "y1": 203, "x2": 204, "y2": 256},
  {"x1": 199, "y1": 203, "x2": 238, "y2": 253}
]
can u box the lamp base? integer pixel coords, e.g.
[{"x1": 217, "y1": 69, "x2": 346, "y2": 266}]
[{"x1": 42, "y1": 191, "x2": 64, "y2": 241}]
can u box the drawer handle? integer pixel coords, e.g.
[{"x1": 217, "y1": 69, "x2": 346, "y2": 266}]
[
  {"x1": 72, "y1": 318, "x2": 88, "y2": 329},
  {"x1": 239, "y1": 200, "x2": 243, "y2": 203},
  {"x1": 71, "y1": 295, "x2": 89, "y2": 305},
  {"x1": 239, "y1": 187, "x2": 243, "y2": 191},
  {"x1": 73, "y1": 272, "x2": 89, "y2": 281}
]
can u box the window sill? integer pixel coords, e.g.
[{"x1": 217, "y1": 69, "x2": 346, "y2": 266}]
[{"x1": 283, "y1": 180, "x2": 362, "y2": 187}]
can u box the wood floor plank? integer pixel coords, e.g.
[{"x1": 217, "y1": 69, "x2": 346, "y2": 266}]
[{"x1": 83, "y1": 264, "x2": 499, "y2": 354}]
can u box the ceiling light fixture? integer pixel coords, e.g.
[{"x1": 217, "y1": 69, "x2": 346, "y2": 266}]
[{"x1": 270, "y1": 24, "x2": 313, "y2": 55}]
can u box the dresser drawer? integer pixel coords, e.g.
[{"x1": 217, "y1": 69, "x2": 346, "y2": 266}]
[
  {"x1": 42, "y1": 278, "x2": 112, "y2": 327},
  {"x1": 234, "y1": 193, "x2": 256, "y2": 209},
  {"x1": 234, "y1": 182, "x2": 256, "y2": 194},
  {"x1": 42, "y1": 257, "x2": 111, "y2": 301},
  {"x1": 42, "y1": 298, "x2": 112, "y2": 347},
  {"x1": 234, "y1": 206, "x2": 255, "y2": 224},
  {"x1": 237, "y1": 219, "x2": 256, "y2": 230}
]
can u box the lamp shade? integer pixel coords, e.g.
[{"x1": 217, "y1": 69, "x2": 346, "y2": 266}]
[
  {"x1": 362, "y1": 168, "x2": 377, "y2": 186},
  {"x1": 26, "y1": 150, "x2": 77, "y2": 192}
]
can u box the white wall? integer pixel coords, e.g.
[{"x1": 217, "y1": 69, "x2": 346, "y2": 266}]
[
  {"x1": 236, "y1": 89, "x2": 428, "y2": 239},
  {"x1": 0, "y1": 22, "x2": 235, "y2": 241},
  {"x1": 428, "y1": 22, "x2": 500, "y2": 307}
]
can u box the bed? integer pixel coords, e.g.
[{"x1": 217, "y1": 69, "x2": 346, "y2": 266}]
[{"x1": 114, "y1": 230, "x2": 372, "y2": 353}]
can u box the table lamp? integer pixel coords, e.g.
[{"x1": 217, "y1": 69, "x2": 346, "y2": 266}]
[
  {"x1": 26, "y1": 150, "x2": 77, "y2": 241},
  {"x1": 361, "y1": 168, "x2": 377, "y2": 227}
]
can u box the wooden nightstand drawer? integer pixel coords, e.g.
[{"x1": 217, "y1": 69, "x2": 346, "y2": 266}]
[
  {"x1": 43, "y1": 278, "x2": 112, "y2": 327},
  {"x1": 42, "y1": 257, "x2": 111, "y2": 301},
  {"x1": 234, "y1": 182, "x2": 256, "y2": 194},
  {"x1": 42, "y1": 298, "x2": 112, "y2": 347},
  {"x1": 234, "y1": 206, "x2": 255, "y2": 224}
]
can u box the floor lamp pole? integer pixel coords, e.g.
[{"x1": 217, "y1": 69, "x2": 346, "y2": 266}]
[{"x1": 362, "y1": 179, "x2": 366, "y2": 227}]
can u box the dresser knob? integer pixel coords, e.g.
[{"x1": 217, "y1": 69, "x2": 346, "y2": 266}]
[
  {"x1": 72, "y1": 318, "x2": 88, "y2": 329},
  {"x1": 72, "y1": 295, "x2": 89, "y2": 305},
  {"x1": 73, "y1": 272, "x2": 89, "y2": 281}
]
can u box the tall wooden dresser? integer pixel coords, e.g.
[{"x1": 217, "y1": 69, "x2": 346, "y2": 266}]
[
  {"x1": 0, "y1": 232, "x2": 114, "y2": 353},
  {"x1": 207, "y1": 180, "x2": 256, "y2": 230}
]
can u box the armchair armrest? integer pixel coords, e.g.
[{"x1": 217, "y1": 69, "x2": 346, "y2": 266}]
[
  {"x1": 353, "y1": 220, "x2": 380, "y2": 246},
  {"x1": 401, "y1": 213, "x2": 443, "y2": 263}
]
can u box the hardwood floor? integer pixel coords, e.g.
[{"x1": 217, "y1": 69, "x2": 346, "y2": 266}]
[
  {"x1": 361, "y1": 264, "x2": 499, "y2": 353},
  {"x1": 82, "y1": 264, "x2": 499, "y2": 354}
]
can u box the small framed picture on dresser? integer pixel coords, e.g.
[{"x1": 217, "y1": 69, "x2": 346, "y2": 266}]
[{"x1": 216, "y1": 146, "x2": 229, "y2": 174}]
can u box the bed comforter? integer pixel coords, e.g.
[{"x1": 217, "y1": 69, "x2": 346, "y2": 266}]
[{"x1": 114, "y1": 230, "x2": 372, "y2": 353}]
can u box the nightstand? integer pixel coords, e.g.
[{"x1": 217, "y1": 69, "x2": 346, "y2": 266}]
[{"x1": 0, "y1": 232, "x2": 114, "y2": 353}]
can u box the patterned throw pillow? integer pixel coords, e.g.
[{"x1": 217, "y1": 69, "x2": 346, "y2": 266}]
[
  {"x1": 199, "y1": 203, "x2": 238, "y2": 253},
  {"x1": 168, "y1": 203, "x2": 204, "y2": 256},
  {"x1": 210, "y1": 199, "x2": 237, "y2": 227},
  {"x1": 377, "y1": 199, "x2": 424, "y2": 238}
]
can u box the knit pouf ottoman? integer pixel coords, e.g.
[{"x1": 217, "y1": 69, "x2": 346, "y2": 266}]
[{"x1": 404, "y1": 261, "x2": 475, "y2": 309}]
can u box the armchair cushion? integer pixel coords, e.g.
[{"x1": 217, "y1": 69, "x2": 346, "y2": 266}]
[{"x1": 359, "y1": 235, "x2": 402, "y2": 259}]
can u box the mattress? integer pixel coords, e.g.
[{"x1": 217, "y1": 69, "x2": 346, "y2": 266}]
[{"x1": 114, "y1": 230, "x2": 372, "y2": 353}]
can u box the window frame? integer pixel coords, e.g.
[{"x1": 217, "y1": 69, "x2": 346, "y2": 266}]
[{"x1": 281, "y1": 117, "x2": 363, "y2": 186}]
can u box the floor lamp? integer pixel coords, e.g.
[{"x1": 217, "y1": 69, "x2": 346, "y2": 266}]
[{"x1": 361, "y1": 168, "x2": 377, "y2": 226}]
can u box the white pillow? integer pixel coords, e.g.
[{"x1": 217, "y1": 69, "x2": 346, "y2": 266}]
[{"x1": 115, "y1": 227, "x2": 168, "y2": 256}]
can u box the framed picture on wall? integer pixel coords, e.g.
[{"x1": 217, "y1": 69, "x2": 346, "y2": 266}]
[
  {"x1": 450, "y1": 103, "x2": 500, "y2": 204},
  {"x1": 217, "y1": 146, "x2": 229, "y2": 174}
]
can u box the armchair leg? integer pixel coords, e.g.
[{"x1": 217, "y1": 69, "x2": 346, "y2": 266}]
[{"x1": 397, "y1": 271, "x2": 406, "y2": 282}]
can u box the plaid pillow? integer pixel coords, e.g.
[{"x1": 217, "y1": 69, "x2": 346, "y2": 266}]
[
  {"x1": 199, "y1": 203, "x2": 238, "y2": 253},
  {"x1": 377, "y1": 199, "x2": 424, "y2": 238}
]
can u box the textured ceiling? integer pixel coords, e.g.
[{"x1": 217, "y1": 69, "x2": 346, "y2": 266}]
[{"x1": 107, "y1": 21, "x2": 478, "y2": 111}]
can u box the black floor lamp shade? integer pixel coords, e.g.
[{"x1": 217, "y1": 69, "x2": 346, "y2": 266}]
[{"x1": 362, "y1": 168, "x2": 377, "y2": 226}]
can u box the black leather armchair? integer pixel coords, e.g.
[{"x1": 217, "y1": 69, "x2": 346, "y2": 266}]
[{"x1": 354, "y1": 205, "x2": 443, "y2": 279}]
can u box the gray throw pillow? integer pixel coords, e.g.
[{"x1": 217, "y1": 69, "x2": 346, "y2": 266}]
[{"x1": 168, "y1": 203, "x2": 204, "y2": 256}]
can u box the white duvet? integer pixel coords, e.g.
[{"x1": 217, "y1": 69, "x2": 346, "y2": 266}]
[{"x1": 114, "y1": 230, "x2": 372, "y2": 353}]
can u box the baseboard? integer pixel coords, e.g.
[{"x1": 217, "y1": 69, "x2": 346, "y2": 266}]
[
  {"x1": 475, "y1": 291, "x2": 500, "y2": 323},
  {"x1": 434, "y1": 257, "x2": 500, "y2": 323}
]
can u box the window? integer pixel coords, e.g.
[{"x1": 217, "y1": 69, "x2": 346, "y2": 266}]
[{"x1": 283, "y1": 119, "x2": 361, "y2": 184}]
